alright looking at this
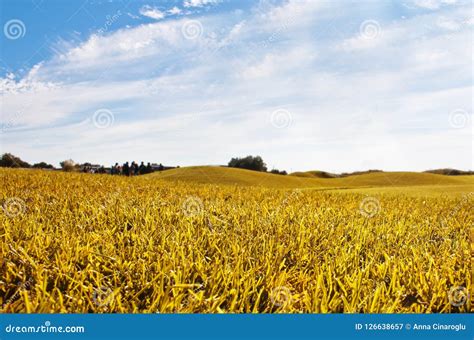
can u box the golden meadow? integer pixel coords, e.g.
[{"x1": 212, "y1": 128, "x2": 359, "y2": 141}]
[{"x1": 1, "y1": 167, "x2": 472, "y2": 313}]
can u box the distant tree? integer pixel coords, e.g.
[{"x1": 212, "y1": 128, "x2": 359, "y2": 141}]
[
  {"x1": 0, "y1": 153, "x2": 30, "y2": 168},
  {"x1": 32, "y1": 162, "x2": 54, "y2": 169},
  {"x1": 339, "y1": 169, "x2": 383, "y2": 177},
  {"x1": 60, "y1": 159, "x2": 77, "y2": 172},
  {"x1": 424, "y1": 168, "x2": 474, "y2": 176},
  {"x1": 270, "y1": 169, "x2": 287, "y2": 175},
  {"x1": 228, "y1": 156, "x2": 267, "y2": 172}
]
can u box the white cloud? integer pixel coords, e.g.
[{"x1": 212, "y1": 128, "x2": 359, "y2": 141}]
[
  {"x1": 240, "y1": 48, "x2": 316, "y2": 79},
  {"x1": 411, "y1": 0, "x2": 457, "y2": 9},
  {"x1": 436, "y1": 16, "x2": 462, "y2": 30},
  {"x1": 167, "y1": 7, "x2": 182, "y2": 15},
  {"x1": 139, "y1": 5, "x2": 165, "y2": 20},
  {"x1": 127, "y1": 12, "x2": 140, "y2": 20},
  {"x1": 1, "y1": 0, "x2": 472, "y2": 171},
  {"x1": 183, "y1": 0, "x2": 221, "y2": 8}
]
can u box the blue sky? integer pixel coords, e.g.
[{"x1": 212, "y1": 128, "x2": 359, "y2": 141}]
[{"x1": 0, "y1": 0, "x2": 472, "y2": 171}]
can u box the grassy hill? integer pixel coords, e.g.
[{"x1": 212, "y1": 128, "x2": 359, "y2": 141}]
[
  {"x1": 147, "y1": 166, "x2": 321, "y2": 188},
  {"x1": 147, "y1": 166, "x2": 473, "y2": 190},
  {"x1": 424, "y1": 168, "x2": 474, "y2": 176},
  {"x1": 290, "y1": 170, "x2": 339, "y2": 178},
  {"x1": 291, "y1": 169, "x2": 384, "y2": 178}
]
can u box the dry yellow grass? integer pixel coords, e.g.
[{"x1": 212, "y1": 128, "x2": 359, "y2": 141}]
[
  {"x1": 151, "y1": 166, "x2": 471, "y2": 189},
  {"x1": 0, "y1": 167, "x2": 471, "y2": 313}
]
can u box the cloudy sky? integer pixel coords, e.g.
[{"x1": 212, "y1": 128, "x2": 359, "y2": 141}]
[{"x1": 0, "y1": 0, "x2": 472, "y2": 172}]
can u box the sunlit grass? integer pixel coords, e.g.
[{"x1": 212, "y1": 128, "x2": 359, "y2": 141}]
[{"x1": 0, "y1": 168, "x2": 471, "y2": 313}]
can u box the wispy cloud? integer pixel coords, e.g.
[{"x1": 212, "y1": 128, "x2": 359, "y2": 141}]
[
  {"x1": 1, "y1": 0, "x2": 471, "y2": 170},
  {"x1": 139, "y1": 5, "x2": 165, "y2": 20},
  {"x1": 167, "y1": 7, "x2": 182, "y2": 15},
  {"x1": 183, "y1": 0, "x2": 222, "y2": 8},
  {"x1": 411, "y1": 0, "x2": 457, "y2": 9}
]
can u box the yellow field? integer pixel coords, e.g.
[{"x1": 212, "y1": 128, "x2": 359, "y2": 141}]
[
  {"x1": 153, "y1": 166, "x2": 472, "y2": 189},
  {"x1": 0, "y1": 167, "x2": 472, "y2": 313}
]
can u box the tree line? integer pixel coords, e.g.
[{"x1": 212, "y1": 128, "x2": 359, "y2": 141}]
[
  {"x1": 0, "y1": 153, "x2": 288, "y2": 175},
  {"x1": 0, "y1": 153, "x2": 54, "y2": 169},
  {"x1": 227, "y1": 155, "x2": 287, "y2": 175}
]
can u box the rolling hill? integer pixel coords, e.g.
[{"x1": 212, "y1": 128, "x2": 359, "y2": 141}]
[
  {"x1": 147, "y1": 166, "x2": 473, "y2": 190},
  {"x1": 290, "y1": 169, "x2": 383, "y2": 178}
]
